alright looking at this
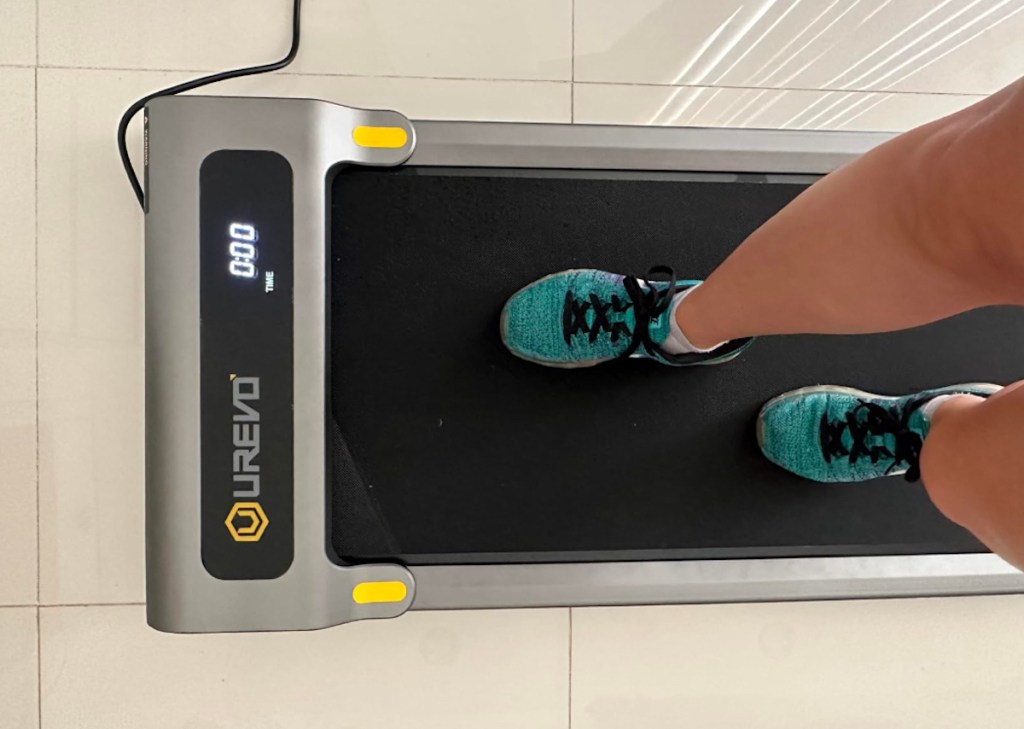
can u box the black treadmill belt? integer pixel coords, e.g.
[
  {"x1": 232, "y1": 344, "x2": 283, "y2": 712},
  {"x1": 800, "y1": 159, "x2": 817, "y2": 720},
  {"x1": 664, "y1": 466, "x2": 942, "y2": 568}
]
[{"x1": 329, "y1": 167, "x2": 1020, "y2": 565}]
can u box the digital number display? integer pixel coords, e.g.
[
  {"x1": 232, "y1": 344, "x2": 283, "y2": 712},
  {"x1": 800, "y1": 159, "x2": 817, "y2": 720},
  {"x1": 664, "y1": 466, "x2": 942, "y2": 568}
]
[{"x1": 228, "y1": 222, "x2": 259, "y2": 279}]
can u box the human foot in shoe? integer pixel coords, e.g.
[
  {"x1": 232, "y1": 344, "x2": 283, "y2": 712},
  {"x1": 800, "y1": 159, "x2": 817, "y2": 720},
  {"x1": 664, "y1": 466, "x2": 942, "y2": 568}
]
[
  {"x1": 500, "y1": 266, "x2": 752, "y2": 368},
  {"x1": 757, "y1": 383, "x2": 1000, "y2": 482}
]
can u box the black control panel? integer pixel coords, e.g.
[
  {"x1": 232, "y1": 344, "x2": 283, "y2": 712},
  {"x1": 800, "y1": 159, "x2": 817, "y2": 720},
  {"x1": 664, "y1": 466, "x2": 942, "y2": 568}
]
[{"x1": 199, "y1": 150, "x2": 294, "y2": 580}]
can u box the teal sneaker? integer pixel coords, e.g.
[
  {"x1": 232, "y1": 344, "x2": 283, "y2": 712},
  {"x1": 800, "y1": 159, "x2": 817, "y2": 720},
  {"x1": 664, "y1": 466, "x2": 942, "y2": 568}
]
[
  {"x1": 757, "y1": 383, "x2": 1000, "y2": 483},
  {"x1": 500, "y1": 266, "x2": 752, "y2": 368}
]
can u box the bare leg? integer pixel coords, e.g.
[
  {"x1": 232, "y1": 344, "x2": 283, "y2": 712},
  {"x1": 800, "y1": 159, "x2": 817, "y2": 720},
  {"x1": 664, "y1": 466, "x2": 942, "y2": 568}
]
[
  {"x1": 678, "y1": 78, "x2": 1024, "y2": 348},
  {"x1": 923, "y1": 384, "x2": 1024, "y2": 570},
  {"x1": 676, "y1": 77, "x2": 1024, "y2": 568}
]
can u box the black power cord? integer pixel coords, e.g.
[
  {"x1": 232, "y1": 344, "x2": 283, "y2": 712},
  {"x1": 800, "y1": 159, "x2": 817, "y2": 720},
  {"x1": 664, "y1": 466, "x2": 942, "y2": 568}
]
[{"x1": 116, "y1": 0, "x2": 303, "y2": 209}]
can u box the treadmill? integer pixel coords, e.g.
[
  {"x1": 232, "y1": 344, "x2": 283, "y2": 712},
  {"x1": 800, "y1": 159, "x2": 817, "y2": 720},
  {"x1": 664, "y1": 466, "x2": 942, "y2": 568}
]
[{"x1": 144, "y1": 96, "x2": 1024, "y2": 633}]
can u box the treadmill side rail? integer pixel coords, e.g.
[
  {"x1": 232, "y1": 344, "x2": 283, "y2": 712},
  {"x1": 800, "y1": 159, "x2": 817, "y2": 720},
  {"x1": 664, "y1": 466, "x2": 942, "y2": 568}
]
[
  {"x1": 407, "y1": 120, "x2": 893, "y2": 175},
  {"x1": 408, "y1": 554, "x2": 1024, "y2": 611}
]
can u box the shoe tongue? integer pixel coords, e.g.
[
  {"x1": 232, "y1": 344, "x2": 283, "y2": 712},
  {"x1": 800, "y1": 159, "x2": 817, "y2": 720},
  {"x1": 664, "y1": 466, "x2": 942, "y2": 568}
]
[
  {"x1": 849, "y1": 400, "x2": 929, "y2": 460},
  {"x1": 906, "y1": 404, "x2": 930, "y2": 440},
  {"x1": 637, "y1": 280, "x2": 674, "y2": 346},
  {"x1": 844, "y1": 412, "x2": 895, "y2": 456},
  {"x1": 647, "y1": 306, "x2": 672, "y2": 345}
]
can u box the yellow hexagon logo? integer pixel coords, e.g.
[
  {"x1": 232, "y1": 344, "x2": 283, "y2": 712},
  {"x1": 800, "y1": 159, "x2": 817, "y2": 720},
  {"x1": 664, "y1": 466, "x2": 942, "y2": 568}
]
[{"x1": 225, "y1": 502, "x2": 269, "y2": 543}]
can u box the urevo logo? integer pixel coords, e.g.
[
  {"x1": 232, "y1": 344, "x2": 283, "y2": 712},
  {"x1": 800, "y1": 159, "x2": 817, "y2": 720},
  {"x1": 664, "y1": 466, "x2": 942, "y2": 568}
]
[
  {"x1": 225, "y1": 502, "x2": 269, "y2": 542},
  {"x1": 226, "y1": 375, "x2": 269, "y2": 542}
]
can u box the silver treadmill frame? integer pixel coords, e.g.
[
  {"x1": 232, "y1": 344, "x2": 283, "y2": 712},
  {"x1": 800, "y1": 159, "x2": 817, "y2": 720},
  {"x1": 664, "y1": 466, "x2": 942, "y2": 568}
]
[{"x1": 145, "y1": 96, "x2": 1024, "y2": 634}]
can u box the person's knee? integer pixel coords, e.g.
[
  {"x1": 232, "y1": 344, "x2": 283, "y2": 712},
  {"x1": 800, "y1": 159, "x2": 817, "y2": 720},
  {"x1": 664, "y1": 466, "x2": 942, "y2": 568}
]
[{"x1": 921, "y1": 107, "x2": 1024, "y2": 302}]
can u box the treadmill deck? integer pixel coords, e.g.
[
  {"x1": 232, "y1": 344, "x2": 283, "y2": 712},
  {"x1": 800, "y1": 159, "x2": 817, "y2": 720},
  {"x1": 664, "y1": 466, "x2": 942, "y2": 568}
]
[{"x1": 329, "y1": 166, "x2": 1013, "y2": 566}]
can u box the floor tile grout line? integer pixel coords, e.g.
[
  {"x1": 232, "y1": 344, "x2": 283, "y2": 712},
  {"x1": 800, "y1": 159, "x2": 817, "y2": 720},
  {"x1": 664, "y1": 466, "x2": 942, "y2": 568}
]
[
  {"x1": 0, "y1": 602, "x2": 148, "y2": 610},
  {"x1": 570, "y1": 0, "x2": 575, "y2": 123},
  {"x1": 2, "y1": 602, "x2": 145, "y2": 610},
  {"x1": 33, "y1": 67, "x2": 40, "y2": 608},
  {"x1": 11, "y1": 63, "x2": 991, "y2": 99},
  {"x1": 1, "y1": 602, "x2": 146, "y2": 609},
  {"x1": 568, "y1": 609, "x2": 573, "y2": 729},
  {"x1": 29, "y1": 64, "x2": 573, "y2": 84},
  {"x1": 34, "y1": 53, "x2": 42, "y2": 727},
  {"x1": 39, "y1": 602, "x2": 147, "y2": 608},
  {"x1": 570, "y1": 80, "x2": 986, "y2": 98},
  {"x1": 33, "y1": 62, "x2": 41, "y2": 729},
  {"x1": 36, "y1": 606, "x2": 41, "y2": 729}
]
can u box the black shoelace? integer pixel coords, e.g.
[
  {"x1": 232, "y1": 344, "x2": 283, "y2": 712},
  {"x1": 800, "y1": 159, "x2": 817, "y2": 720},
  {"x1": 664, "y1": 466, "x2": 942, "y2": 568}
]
[
  {"x1": 819, "y1": 396, "x2": 930, "y2": 481},
  {"x1": 561, "y1": 266, "x2": 679, "y2": 358}
]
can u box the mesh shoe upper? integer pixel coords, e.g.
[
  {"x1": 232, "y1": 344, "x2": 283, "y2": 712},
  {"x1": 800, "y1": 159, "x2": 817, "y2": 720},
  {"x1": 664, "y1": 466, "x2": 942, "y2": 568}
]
[{"x1": 758, "y1": 384, "x2": 1000, "y2": 483}]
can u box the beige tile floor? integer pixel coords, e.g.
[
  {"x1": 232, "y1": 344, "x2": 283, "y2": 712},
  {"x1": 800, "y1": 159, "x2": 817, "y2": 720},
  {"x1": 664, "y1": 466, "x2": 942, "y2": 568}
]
[{"x1": 5, "y1": 0, "x2": 1024, "y2": 726}]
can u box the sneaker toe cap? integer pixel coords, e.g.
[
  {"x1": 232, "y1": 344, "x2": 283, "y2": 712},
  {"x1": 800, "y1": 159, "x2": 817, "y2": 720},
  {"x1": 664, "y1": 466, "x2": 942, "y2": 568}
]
[
  {"x1": 500, "y1": 284, "x2": 565, "y2": 363},
  {"x1": 757, "y1": 396, "x2": 835, "y2": 483}
]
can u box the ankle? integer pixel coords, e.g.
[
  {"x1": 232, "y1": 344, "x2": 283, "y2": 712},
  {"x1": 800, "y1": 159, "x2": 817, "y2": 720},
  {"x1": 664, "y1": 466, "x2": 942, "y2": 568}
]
[
  {"x1": 925, "y1": 394, "x2": 985, "y2": 431},
  {"x1": 919, "y1": 394, "x2": 985, "y2": 526},
  {"x1": 673, "y1": 287, "x2": 728, "y2": 350}
]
